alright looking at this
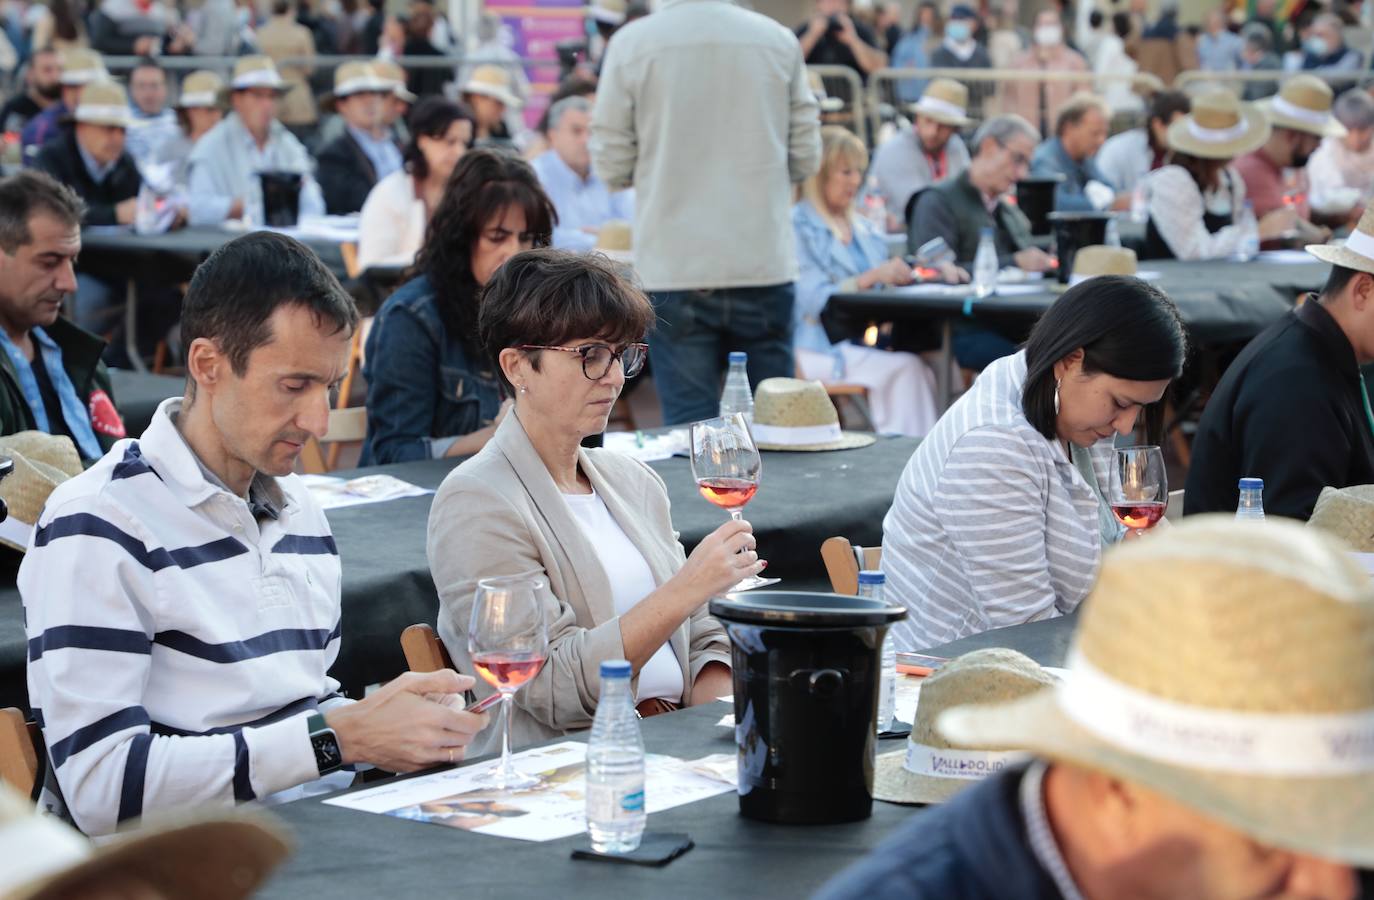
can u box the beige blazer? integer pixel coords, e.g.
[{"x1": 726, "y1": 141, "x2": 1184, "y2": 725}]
[
  {"x1": 257, "y1": 16, "x2": 317, "y2": 126},
  {"x1": 427, "y1": 412, "x2": 731, "y2": 756}
]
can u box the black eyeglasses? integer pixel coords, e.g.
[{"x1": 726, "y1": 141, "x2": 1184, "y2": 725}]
[{"x1": 519, "y1": 342, "x2": 649, "y2": 380}]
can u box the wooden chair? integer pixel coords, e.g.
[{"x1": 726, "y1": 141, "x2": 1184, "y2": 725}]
[
  {"x1": 1, "y1": 707, "x2": 42, "y2": 799},
  {"x1": 340, "y1": 242, "x2": 363, "y2": 280},
  {"x1": 401, "y1": 623, "x2": 454, "y2": 673},
  {"x1": 299, "y1": 406, "x2": 368, "y2": 474},
  {"x1": 821, "y1": 536, "x2": 882, "y2": 596}
]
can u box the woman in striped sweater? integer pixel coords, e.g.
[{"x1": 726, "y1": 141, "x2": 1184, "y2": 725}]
[{"x1": 881, "y1": 277, "x2": 1187, "y2": 650}]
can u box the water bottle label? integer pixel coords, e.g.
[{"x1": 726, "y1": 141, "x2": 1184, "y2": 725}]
[{"x1": 587, "y1": 779, "x2": 645, "y2": 822}]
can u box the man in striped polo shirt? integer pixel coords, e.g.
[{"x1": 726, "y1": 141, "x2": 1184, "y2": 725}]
[{"x1": 22, "y1": 232, "x2": 489, "y2": 836}]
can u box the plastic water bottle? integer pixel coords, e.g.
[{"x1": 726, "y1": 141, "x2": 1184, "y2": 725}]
[
  {"x1": 862, "y1": 177, "x2": 888, "y2": 230},
  {"x1": 1130, "y1": 184, "x2": 1148, "y2": 224},
  {"x1": 1237, "y1": 202, "x2": 1260, "y2": 261},
  {"x1": 857, "y1": 570, "x2": 896, "y2": 733},
  {"x1": 1236, "y1": 477, "x2": 1265, "y2": 521},
  {"x1": 719, "y1": 351, "x2": 754, "y2": 425},
  {"x1": 586, "y1": 659, "x2": 646, "y2": 854},
  {"x1": 972, "y1": 227, "x2": 998, "y2": 299},
  {"x1": 1105, "y1": 216, "x2": 1121, "y2": 248}
]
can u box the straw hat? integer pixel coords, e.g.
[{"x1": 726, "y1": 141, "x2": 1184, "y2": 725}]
[
  {"x1": 229, "y1": 56, "x2": 289, "y2": 94},
  {"x1": 175, "y1": 70, "x2": 225, "y2": 109},
  {"x1": 940, "y1": 515, "x2": 1374, "y2": 867},
  {"x1": 1069, "y1": 245, "x2": 1137, "y2": 286},
  {"x1": 594, "y1": 220, "x2": 633, "y2": 264},
  {"x1": 907, "y1": 78, "x2": 972, "y2": 128},
  {"x1": 874, "y1": 649, "x2": 1055, "y2": 805},
  {"x1": 589, "y1": 0, "x2": 626, "y2": 25},
  {"x1": 1258, "y1": 74, "x2": 1347, "y2": 139},
  {"x1": 460, "y1": 65, "x2": 521, "y2": 109},
  {"x1": 1166, "y1": 91, "x2": 1271, "y2": 160},
  {"x1": 73, "y1": 80, "x2": 132, "y2": 129},
  {"x1": 807, "y1": 70, "x2": 844, "y2": 113},
  {"x1": 373, "y1": 59, "x2": 417, "y2": 104},
  {"x1": 1307, "y1": 484, "x2": 1374, "y2": 552},
  {"x1": 58, "y1": 48, "x2": 106, "y2": 87},
  {"x1": 0, "y1": 432, "x2": 82, "y2": 551},
  {"x1": 330, "y1": 61, "x2": 393, "y2": 99},
  {"x1": 0, "y1": 784, "x2": 291, "y2": 900},
  {"x1": 750, "y1": 378, "x2": 876, "y2": 451},
  {"x1": 1306, "y1": 204, "x2": 1374, "y2": 275}
]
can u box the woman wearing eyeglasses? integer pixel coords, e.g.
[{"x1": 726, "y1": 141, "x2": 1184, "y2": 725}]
[
  {"x1": 427, "y1": 250, "x2": 758, "y2": 755},
  {"x1": 360, "y1": 149, "x2": 556, "y2": 464}
]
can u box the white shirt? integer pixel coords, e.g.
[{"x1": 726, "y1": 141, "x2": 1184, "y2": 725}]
[
  {"x1": 357, "y1": 169, "x2": 426, "y2": 270},
  {"x1": 562, "y1": 488, "x2": 683, "y2": 702},
  {"x1": 530, "y1": 149, "x2": 635, "y2": 251},
  {"x1": 1094, "y1": 128, "x2": 1152, "y2": 195},
  {"x1": 1145, "y1": 164, "x2": 1248, "y2": 260}
]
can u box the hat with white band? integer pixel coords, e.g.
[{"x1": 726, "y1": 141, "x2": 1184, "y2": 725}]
[
  {"x1": 175, "y1": 70, "x2": 225, "y2": 110},
  {"x1": 331, "y1": 60, "x2": 394, "y2": 99},
  {"x1": 460, "y1": 64, "x2": 522, "y2": 110},
  {"x1": 750, "y1": 378, "x2": 875, "y2": 452},
  {"x1": 1258, "y1": 74, "x2": 1347, "y2": 139},
  {"x1": 229, "y1": 55, "x2": 289, "y2": 94},
  {"x1": 1307, "y1": 484, "x2": 1374, "y2": 553},
  {"x1": 373, "y1": 59, "x2": 417, "y2": 104},
  {"x1": 0, "y1": 431, "x2": 82, "y2": 552},
  {"x1": 58, "y1": 48, "x2": 107, "y2": 86},
  {"x1": 1165, "y1": 90, "x2": 1270, "y2": 160},
  {"x1": 1307, "y1": 203, "x2": 1374, "y2": 275},
  {"x1": 73, "y1": 80, "x2": 133, "y2": 129},
  {"x1": 874, "y1": 649, "x2": 1055, "y2": 805},
  {"x1": 907, "y1": 78, "x2": 972, "y2": 128},
  {"x1": 1068, "y1": 244, "x2": 1137, "y2": 286},
  {"x1": 940, "y1": 515, "x2": 1374, "y2": 867}
]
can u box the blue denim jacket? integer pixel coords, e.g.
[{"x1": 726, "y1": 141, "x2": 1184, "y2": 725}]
[{"x1": 360, "y1": 274, "x2": 504, "y2": 465}]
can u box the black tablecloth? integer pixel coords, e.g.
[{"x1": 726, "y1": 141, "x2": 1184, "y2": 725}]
[
  {"x1": 0, "y1": 437, "x2": 919, "y2": 710},
  {"x1": 79, "y1": 226, "x2": 350, "y2": 280},
  {"x1": 257, "y1": 614, "x2": 1076, "y2": 899},
  {"x1": 108, "y1": 370, "x2": 183, "y2": 438}
]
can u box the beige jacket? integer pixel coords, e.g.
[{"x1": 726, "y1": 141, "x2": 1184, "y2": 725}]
[
  {"x1": 257, "y1": 15, "x2": 317, "y2": 126},
  {"x1": 427, "y1": 412, "x2": 731, "y2": 756},
  {"x1": 590, "y1": 0, "x2": 821, "y2": 291}
]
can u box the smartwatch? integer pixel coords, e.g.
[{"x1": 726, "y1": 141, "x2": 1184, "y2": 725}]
[{"x1": 307, "y1": 713, "x2": 343, "y2": 776}]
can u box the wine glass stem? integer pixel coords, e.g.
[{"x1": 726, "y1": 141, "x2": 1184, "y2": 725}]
[
  {"x1": 729, "y1": 508, "x2": 743, "y2": 523},
  {"x1": 499, "y1": 693, "x2": 514, "y2": 776}
]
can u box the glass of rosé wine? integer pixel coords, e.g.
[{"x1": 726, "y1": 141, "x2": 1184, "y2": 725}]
[
  {"x1": 690, "y1": 413, "x2": 780, "y2": 591},
  {"x1": 468, "y1": 573, "x2": 548, "y2": 789},
  {"x1": 1109, "y1": 445, "x2": 1167, "y2": 532}
]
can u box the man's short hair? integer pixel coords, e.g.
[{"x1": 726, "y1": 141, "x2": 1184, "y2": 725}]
[
  {"x1": 1334, "y1": 88, "x2": 1374, "y2": 131},
  {"x1": 546, "y1": 95, "x2": 592, "y2": 131},
  {"x1": 1322, "y1": 263, "x2": 1365, "y2": 299},
  {"x1": 972, "y1": 114, "x2": 1040, "y2": 155},
  {"x1": 130, "y1": 56, "x2": 163, "y2": 78},
  {"x1": 181, "y1": 232, "x2": 360, "y2": 377},
  {"x1": 1054, "y1": 93, "x2": 1110, "y2": 137},
  {"x1": 0, "y1": 170, "x2": 85, "y2": 254},
  {"x1": 1147, "y1": 89, "x2": 1190, "y2": 127},
  {"x1": 1241, "y1": 21, "x2": 1273, "y2": 51}
]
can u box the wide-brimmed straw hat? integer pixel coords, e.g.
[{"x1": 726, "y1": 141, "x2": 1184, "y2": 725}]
[
  {"x1": 1069, "y1": 245, "x2": 1137, "y2": 286},
  {"x1": 874, "y1": 649, "x2": 1055, "y2": 805},
  {"x1": 1307, "y1": 204, "x2": 1374, "y2": 274},
  {"x1": 1258, "y1": 74, "x2": 1347, "y2": 139},
  {"x1": 460, "y1": 65, "x2": 521, "y2": 109},
  {"x1": 940, "y1": 515, "x2": 1374, "y2": 867},
  {"x1": 807, "y1": 70, "x2": 844, "y2": 113},
  {"x1": 0, "y1": 784, "x2": 291, "y2": 900},
  {"x1": 175, "y1": 70, "x2": 225, "y2": 109},
  {"x1": 72, "y1": 80, "x2": 132, "y2": 129},
  {"x1": 589, "y1": 0, "x2": 626, "y2": 25},
  {"x1": 1166, "y1": 91, "x2": 1270, "y2": 160},
  {"x1": 58, "y1": 48, "x2": 106, "y2": 86},
  {"x1": 373, "y1": 59, "x2": 417, "y2": 104},
  {"x1": 750, "y1": 378, "x2": 875, "y2": 451},
  {"x1": 330, "y1": 60, "x2": 393, "y2": 100},
  {"x1": 229, "y1": 56, "x2": 289, "y2": 94},
  {"x1": 1307, "y1": 484, "x2": 1374, "y2": 552},
  {"x1": 0, "y1": 432, "x2": 83, "y2": 552},
  {"x1": 907, "y1": 78, "x2": 972, "y2": 127},
  {"x1": 594, "y1": 220, "x2": 633, "y2": 264}
]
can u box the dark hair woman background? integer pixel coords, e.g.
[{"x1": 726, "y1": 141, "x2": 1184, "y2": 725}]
[
  {"x1": 881, "y1": 275, "x2": 1187, "y2": 652},
  {"x1": 360, "y1": 149, "x2": 557, "y2": 464}
]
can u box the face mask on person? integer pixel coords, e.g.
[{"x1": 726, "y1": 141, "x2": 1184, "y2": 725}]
[
  {"x1": 1034, "y1": 24, "x2": 1063, "y2": 46},
  {"x1": 946, "y1": 20, "x2": 972, "y2": 42},
  {"x1": 1304, "y1": 36, "x2": 1329, "y2": 56}
]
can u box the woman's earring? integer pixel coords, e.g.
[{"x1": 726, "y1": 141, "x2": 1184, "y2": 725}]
[
  {"x1": 518, "y1": 384, "x2": 528, "y2": 395},
  {"x1": 1053, "y1": 379, "x2": 1061, "y2": 415}
]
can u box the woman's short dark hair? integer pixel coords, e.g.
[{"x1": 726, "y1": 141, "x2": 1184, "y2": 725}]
[
  {"x1": 415, "y1": 148, "x2": 556, "y2": 351},
  {"x1": 1022, "y1": 275, "x2": 1187, "y2": 443},
  {"x1": 479, "y1": 249, "x2": 655, "y2": 394},
  {"x1": 403, "y1": 96, "x2": 476, "y2": 179}
]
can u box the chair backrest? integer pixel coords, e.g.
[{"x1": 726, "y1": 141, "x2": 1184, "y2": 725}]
[
  {"x1": 821, "y1": 536, "x2": 882, "y2": 595},
  {"x1": 340, "y1": 241, "x2": 362, "y2": 280},
  {"x1": 0, "y1": 707, "x2": 42, "y2": 799},
  {"x1": 401, "y1": 623, "x2": 455, "y2": 673},
  {"x1": 300, "y1": 406, "x2": 369, "y2": 474}
]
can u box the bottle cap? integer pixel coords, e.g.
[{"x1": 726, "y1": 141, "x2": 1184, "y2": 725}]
[
  {"x1": 728, "y1": 351, "x2": 747, "y2": 364},
  {"x1": 858, "y1": 570, "x2": 885, "y2": 585},
  {"x1": 600, "y1": 659, "x2": 632, "y2": 679},
  {"x1": 1239, "y1": 477, "x2": 1264, "y2": 490}
]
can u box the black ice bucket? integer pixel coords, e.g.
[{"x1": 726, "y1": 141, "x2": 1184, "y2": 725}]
[
  {"x1": 1016, "y1": 175, "x2": 1063, "y2": 236},
  {"x1": 1048, "y1": 210, "x2": 1112, "y2": 284},
  {"x1": 709, "y1": 591, "x2": 907, "y2": 825},
  {"x1": 259, "y1": 170, "x2": 303, "y2": 227}
]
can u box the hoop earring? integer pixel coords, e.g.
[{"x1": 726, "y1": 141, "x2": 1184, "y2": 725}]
[{"x1": 1053, "y1": 378, "x2": 1061, "y2": 416}]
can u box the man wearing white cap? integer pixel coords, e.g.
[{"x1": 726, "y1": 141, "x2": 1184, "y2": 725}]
[
  {"x1": 186, "y1": 56, "x2": 324, "y2": 226},
  {"x1": 315, "y1": 62, "x2": 402, "y2": 215},
  {"x1": 869, "y1": 78, "x2": 971, "y2": 227},
  {"x1": 821, "y1": 517, "x2": 1370, "y2": 899},
  {"x1": 21, "y1": 48, "x2": 107, "y2": 159},
  {"x1": 32, "y1": 81, "x2": 141, "y2": 228}
]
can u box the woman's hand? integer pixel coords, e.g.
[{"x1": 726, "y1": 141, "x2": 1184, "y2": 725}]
[
  {"x1": 1258, "y1": 207, "x2": 1298, "y2": 240},
  {"x1": 858, "y1": 258, "x2": 917, "y2": 290},
  {"x1": 672, "y1": 518, "x2": 764, "y2": 605}
]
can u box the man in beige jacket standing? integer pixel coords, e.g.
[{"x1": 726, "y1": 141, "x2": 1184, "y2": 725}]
[
  {"x1": 591, "y1": 0, "x2": 822, "y2": 425},
  {"x1": 256, "y1": 0, "x2": 317, "y2": 130}
]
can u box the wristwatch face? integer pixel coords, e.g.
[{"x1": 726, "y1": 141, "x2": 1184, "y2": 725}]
[{"x1": 312, "y1": 730, "x2": 343, "y2": 774}]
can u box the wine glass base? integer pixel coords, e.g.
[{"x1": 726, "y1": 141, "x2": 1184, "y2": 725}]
[
  {"x1": 729, "y1": 575, "x2": 780, "y2": 592},
  {"x1": 472, "y1": 766, "x2": 543, "y2": 791}
]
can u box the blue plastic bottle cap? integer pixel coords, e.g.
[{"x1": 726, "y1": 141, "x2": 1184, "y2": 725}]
[
  {"x1": 728, "y1": 351, "x2": 747, "y2": 363},
  {"x1": 600, "y1": 659, "x2": 632, "y2": 678},
  {"x1": 1239, "y1": 477, "x2": 1264, "y2": 490},
  {"x1": 858, "y1": 570, "x2": 885, "y2": 585}
]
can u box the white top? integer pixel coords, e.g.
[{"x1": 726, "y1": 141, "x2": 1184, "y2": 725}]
[
  {"x1": 1094, "y1": 128, "x2": 1151, "y2": 195},
  {"x1": 1144, "y1": 163, "x2": 1248, "y2": 260},
  {"x1": 357, "y1": 169, "x2": 427, "y2": 271},
  {"x1": 562, "y1": 488, "x2": 684, "y2": 702}
]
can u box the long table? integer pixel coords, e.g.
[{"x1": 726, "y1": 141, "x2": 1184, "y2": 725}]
[
  {"x1": 0, "y1": 436, "x2": 919, "y2": 711},
  {"x1": 256, "y1": 614, "x2": 1077, "y2": 899}
]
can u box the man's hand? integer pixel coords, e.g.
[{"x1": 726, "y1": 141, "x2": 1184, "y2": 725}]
[
  {"x1": 228, "y1": 197, "x2": 245, "y2": 220},
  {"x1": 115, "y1": 198, "x2": 138, "y2": 225},
  {"x1": 326, "y1": 669, "x2": 490, "y2": 772},
  {"x1": 837, "y1": 12, "x2": 861, "y2": 46},
  {"x1": 805, "y1": 14, "x2": 828, "y2": 38},
  {"x1": 1013, "y1": 247, "x2": 1054, "y2": 273}
]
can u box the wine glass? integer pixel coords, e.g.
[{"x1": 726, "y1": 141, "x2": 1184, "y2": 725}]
[
  {"x1": 468, "y1": 573, "x2": 548, "y2": 790},
  {"x1": 1109, "y1": 445, "x2": 1167, "y2": 532},
  {"x1": 690, "y1": 413, "x2": 779, "y2": 591}
]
